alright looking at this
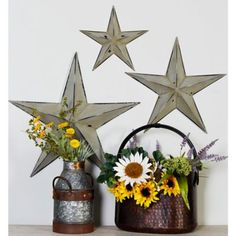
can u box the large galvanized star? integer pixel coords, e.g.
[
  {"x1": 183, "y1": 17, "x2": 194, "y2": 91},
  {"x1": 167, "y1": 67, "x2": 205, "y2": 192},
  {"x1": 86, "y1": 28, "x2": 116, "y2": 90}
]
[
  {"x1": 126, "y1": 38, "x2": 225, "y2": 132},
  {"x1": 80, "y1": 6, "x2": 147, "y2": 70},
  {"x1": 10, "y1": 53, "x2": 139, "y2": 176}
]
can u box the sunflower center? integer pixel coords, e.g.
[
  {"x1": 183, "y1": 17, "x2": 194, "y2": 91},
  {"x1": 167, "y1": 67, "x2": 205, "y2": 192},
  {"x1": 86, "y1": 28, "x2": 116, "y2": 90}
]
[
  {"x1": 126, "y1": 184, "x2": 133, "y2": 191},
  {"x1": 167, "y1": 179, "x2": 174, "y2": 188},
  {"x1": 125, "y1": 162, "x2": 143, "y2": 178},
  {"x1": 141, "y1": 188, "x2": 151, "y2": 197}
]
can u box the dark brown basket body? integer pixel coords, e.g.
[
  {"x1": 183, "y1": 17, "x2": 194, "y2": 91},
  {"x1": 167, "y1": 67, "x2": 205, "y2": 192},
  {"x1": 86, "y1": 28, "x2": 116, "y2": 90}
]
[
  {"x1": 115, "y1": 173, "x2": 197, "y2": 234},
  {"x1": 115, "y1": 124, "x2": 199, "y2": 234}
]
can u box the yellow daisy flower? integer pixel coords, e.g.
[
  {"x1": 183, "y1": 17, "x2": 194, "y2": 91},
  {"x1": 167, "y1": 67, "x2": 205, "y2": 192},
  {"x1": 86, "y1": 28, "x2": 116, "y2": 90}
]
[
  {"x1": 160, "y1": 175, "x2": 180, "y2": 196},
  {"x1": 70, "y1": 139, "x2": 80, "y2": 149},
  {"x1": 34, "y1": 123, "x2": 42, "y2": 131},
  {"x1": 33, "y1": 116, "x2": 40, "y2": 124},
  {"x1": 108, "y1": 181, "x2": 134, "y2": 203},
  {"x1": 45, "y1": 122, "x2": 54, "y2": 128},
  {"x1": 134, "y1": 181, "x2": 159, "y2": 208},
  {"x1": 38, "y1": 130, "x2": 46, "y2": 139},
  {"x1": 58, "y1": 122, "x2": 69, "y2": 129},
  {"x1": 66, "y1": 128, "x2": 75, "y2": 135}
]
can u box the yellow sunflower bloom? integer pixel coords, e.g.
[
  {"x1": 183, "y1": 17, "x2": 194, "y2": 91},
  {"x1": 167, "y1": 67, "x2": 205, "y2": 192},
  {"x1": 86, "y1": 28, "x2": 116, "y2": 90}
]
[
  {"x1": 108, "y1": 181, "x2": 134, "y2": 203},
  {"x1": 160, "y1": 175, "x2": 180, "y2": 196},
  {"x1": 134, "y1": 181, "x2": 159, "y2": 208},
  {"x1": 33, "y1": 116, "x2": 40, "y2": 124},
  {"x1": 45, "y1": 122, "x2": 54, "y2": 128},
  {"x1": 58, "y1": 122, "x2": 69, "y2": 129},
  {"x1": 70, "y1": 139, "x2": 80, "y2": 149}
]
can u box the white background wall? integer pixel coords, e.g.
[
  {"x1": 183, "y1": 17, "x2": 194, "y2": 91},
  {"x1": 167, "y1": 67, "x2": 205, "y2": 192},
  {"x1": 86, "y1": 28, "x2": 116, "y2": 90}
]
[{"x1": 9, "y1": 0, "x2": 227, "y2": 225}]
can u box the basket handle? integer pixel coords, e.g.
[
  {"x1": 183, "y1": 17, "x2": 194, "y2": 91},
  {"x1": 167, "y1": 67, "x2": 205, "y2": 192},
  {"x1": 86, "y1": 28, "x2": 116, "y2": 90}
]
[
  {"x1": 117, "y1": 123, "x2": 199, "y2": 185},
  {"x1": 52, "y1": 176, "x2": 72, "y2": 192}
]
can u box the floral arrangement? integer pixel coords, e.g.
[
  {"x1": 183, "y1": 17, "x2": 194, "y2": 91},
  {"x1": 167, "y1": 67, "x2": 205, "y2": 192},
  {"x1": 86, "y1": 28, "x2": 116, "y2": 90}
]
[
  {"x1": 26, "y1": 98, "x2": 93, "y2": 162},
  {"x1": 97, "y1": 134, "x2": 227, "y2": 209}
]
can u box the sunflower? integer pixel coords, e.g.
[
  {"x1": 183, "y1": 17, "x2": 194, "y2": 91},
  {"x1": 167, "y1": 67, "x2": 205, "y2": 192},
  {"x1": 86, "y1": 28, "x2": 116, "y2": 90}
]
[
  {"x1": 160, "y1": 175, "x2": 180, "y2": 196},
  {"x1": 109, "y1": 181, "x2": 134, "y2": 202},
  {"x1": 134, "y1": 181, "x2": 159, "y2": 208},
  {"x1": 113, "y1": 153, "x2": 152, "y2": 186}
]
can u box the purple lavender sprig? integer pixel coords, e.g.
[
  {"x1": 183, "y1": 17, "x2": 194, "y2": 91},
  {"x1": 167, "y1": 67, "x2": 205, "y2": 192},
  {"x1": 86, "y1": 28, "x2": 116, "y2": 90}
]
[
  {"x1": 198, "y1": 139, "x2": 219, "y2": 160},
  {"x1": 212, "y1": 155, "x2": 228, "y2": 162},
  {"x1": 128, "y1": 131, "x2": 139, "y2": 149},
  {"x1": 156, "y1": 139, "x2": 161, "y2": 151},
  {"x1": 187, "y1": 148, "x2": 194, "y2": 159},
  {"x1": 180, "y1": 133, "x2": 190, "y2": 151}
]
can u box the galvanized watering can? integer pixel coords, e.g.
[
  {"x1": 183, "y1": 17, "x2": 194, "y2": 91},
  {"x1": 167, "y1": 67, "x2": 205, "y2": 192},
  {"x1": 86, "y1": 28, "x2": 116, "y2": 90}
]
[{"x1": 52, "y1": 161, "x2": 94, "y2": 234}]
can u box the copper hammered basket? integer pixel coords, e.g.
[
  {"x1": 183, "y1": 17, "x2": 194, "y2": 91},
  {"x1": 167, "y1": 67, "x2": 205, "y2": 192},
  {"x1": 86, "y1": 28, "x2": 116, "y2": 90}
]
[{"x1": 115, "y1": 123, "x2": 199, "y2": 234}]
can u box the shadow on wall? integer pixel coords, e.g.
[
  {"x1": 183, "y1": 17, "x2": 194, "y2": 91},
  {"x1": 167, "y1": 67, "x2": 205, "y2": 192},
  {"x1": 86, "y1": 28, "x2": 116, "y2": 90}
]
[
  {"x1": 86, "y1": 161, "x2": 103, "y2": 226},
  {"x1": 197, "y1": 168, "x2": 211, "y2": 225}
]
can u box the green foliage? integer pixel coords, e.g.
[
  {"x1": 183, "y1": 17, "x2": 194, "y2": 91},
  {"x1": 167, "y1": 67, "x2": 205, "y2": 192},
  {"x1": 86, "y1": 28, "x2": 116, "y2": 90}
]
[
  {"x1": 178, "y1": 176, "x2": 190, "y2": 210},
  {"x1": 97, "y1": 153, "x2": 118, "y2": 188},
  {"x1": 121, "y1": 147, "x2": 148, "y2": 158},
  {"x1": 162, "y1": 156, "x2": 192, "y2": 176},
  {"x1": 26, "y1": 99, "x2": 93, "y2": 162},
  {"x1": 153, "y1": 150, "x2": 165, "y2": 164},
  {"x1": 156, "y1": 173, "x2": 170, "y2": 186},
  {"x1": 59, "y1": 97, "x2": 82, "y2": 120}
]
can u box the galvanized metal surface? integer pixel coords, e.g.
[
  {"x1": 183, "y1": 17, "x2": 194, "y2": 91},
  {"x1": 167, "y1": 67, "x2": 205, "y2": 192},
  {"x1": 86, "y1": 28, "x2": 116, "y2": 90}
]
[
  {"x1": 54, "y1": 200, "x2": 93, "y2": 224},
  {"x1": 53, "y1": 161, "x2": 94, "y2": 225},
  {"x1": 55, "y1": 162, "x2": 92, "y2": 190},
  {"x1": 10, "y1": 53, "x2": 139, "y2": 176}
]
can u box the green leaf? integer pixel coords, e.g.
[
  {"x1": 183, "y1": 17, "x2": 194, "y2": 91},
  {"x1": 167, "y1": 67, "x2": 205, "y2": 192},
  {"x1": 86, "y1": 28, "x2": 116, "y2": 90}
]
[
  {"x1": 121, "y1": 148, "x2": 132, "y2": 157},
  {"x1": 178, "y1": 176, "x2": 190, "y2": 210},
  {"x1": 103, "y1": 162, "x2": 114, "y2": 170},
  {"x1": 153, "y1": 150, "x2": 165, "y2": 163},
  {"x1": 107, "y1": 177, "x2": 116, "y2": 188},
  {"x1": 97, "y1": 174, "x2": 107, "y2": 183},
  {"x1": 104, "y1": 153, "x2": 117, "y2": 162},
  {"x1": 156, "y1": 173, "x2": 170, "y2": 186}
]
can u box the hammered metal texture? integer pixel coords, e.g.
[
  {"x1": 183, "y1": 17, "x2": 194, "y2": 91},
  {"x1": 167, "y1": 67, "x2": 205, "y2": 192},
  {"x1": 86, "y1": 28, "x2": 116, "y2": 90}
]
[
  {"x1": 54, "y1": 200, "x2": 94, "y2": 224},
  {"x1": 55, "y1": 162, "x2": 92, "y2": 190},
  {"x1": 53, "y1": 161, "x2": 94, "y2": 225},
  {"x1": 115, "y1": 174, "x2": 197, "y2": 234}
]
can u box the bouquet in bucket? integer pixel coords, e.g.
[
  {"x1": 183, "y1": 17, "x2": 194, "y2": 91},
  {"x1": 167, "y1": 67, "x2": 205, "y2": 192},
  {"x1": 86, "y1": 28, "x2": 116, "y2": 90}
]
[
  {"x1": 26, "y1": 98, "x2": 93, "y2": 163},
  {"x1": 97, "y1": 133, "x2": 227, "y2": 209}
]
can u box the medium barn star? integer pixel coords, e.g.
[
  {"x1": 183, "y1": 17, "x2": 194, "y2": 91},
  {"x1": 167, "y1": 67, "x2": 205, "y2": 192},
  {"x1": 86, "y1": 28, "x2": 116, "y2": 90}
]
[
  {"x1": 10, "y1": 53, "x2": 139, "y2": 176},
  {"x1": 126, "y1": 38, "x2": 225, "y2": 132},
  {"x1": 80, "y1": 6, "x2": 147, "y2": 70}
]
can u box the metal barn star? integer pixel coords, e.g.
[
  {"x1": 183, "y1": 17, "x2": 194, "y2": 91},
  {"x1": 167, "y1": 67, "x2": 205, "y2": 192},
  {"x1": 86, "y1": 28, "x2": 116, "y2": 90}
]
[
  {"x1": 80, "y1": 6, "x2": 147, "y2": 70},
  {"x1": 10, "y1": 53, "x2": 139, "y2": 176},
  {"x1": 126, "y1": 38, "x2": 225, "y2": 132}
]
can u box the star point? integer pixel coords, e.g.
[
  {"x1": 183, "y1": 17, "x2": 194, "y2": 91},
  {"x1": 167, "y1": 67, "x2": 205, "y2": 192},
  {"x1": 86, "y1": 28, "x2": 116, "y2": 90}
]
[
  {"x1": 10, "y1": 52, "x2": 139, "y2": 176},
  {"x1": 80, "y1": 7, "x2": 147, "y2": 70},
  {"x1": 126, "y1": 39, "x2": 226, "y2": 132}
]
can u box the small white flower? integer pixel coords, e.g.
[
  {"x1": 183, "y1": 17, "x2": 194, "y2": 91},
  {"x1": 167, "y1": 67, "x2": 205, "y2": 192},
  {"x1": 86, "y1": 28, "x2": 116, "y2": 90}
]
[{"x1": 113, "y1": 153, "x2": 152, "y2": 186}]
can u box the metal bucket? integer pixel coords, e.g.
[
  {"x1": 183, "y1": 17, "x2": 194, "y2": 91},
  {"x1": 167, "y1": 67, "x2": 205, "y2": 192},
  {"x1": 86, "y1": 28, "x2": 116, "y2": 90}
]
[
  {"x1": 52, "y1": 161, "x2": 94, "y2": 234},
  {"x1": 115, "y1": 123, "x2": 199, "y2": 234}
]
